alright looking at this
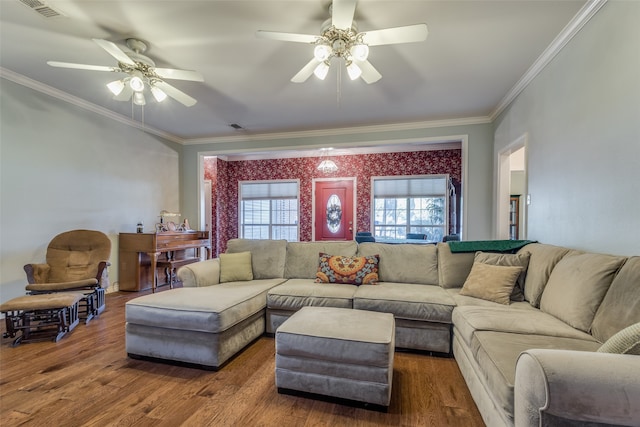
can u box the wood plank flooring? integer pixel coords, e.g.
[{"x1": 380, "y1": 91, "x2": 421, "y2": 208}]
[{"x1": 0, "y1": 291, "x2": 484, "y2": 426}]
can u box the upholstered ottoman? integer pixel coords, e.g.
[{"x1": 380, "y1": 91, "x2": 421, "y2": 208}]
[{"x1": 275, "y1": 306, "x2": 395, "y2": 409}]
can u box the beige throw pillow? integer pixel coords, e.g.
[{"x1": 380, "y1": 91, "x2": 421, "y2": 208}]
[
  {"x1": 459, "y1": 262, "x2": 523, "y2": 305},
  {"x1": 474, "y1": 251, "x2": 531, "y2": 301},
  {"x1": 219, "y1": 251, "x2": 253, "y2": 283},
  {"x1": 597, "y1": 323, "x2": 640, "y2": 355}
]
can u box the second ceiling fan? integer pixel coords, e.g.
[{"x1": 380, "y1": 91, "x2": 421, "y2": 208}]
[{"x1": 256, "y1": 0, "x2": 428, "y2": 84}]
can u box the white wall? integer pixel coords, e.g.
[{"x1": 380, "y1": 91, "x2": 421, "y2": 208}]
[
  {"x1": 494, "y1": 1, "x2": 640, "y2": 256},
  {"x1": 0, "y1": 79, "x2": 182, "y2": 304}
]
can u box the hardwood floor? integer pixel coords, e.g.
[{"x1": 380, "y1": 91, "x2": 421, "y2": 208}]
[{"x1": 0, "y1": 291, "x2": 484, "y2": 426}]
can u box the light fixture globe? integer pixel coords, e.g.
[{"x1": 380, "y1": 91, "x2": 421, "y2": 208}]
[
  {"x1": 346, "y1": 61, "x2": 362, "y2": 80},
  {"x1": 350, "y1": 44, "x2": 369, "y2": 61},
  {"x1": 313, "y1": 44, "x2": 332, "y2": 62},
  {"x1": 314, "y1": 61, "x2": 330, "y2": 80},
  {"x1": 106, "y1": 79, "x2": 125, "y2": 96},
  {"x1": 150, "y1": 85, "x2": 167, "y2": 102},
  {"x1": 133, "y1": 92, "x2": 146, "y2": 106}
]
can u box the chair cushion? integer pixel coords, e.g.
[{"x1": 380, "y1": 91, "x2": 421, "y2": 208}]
[
  {"x1": 46, "y1": 230, "x2": 111, "y2": 282},
  {"x1": 26, "y1": 278, "x2": 98, "y2": 291}
]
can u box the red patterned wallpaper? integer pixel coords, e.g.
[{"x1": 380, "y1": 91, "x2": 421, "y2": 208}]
[{"x1": 204, "y1": 149, "x2": 461, "y2": 255}]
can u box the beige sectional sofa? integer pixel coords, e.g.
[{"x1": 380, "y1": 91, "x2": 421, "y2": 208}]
[{"x1": 125, "y1": 238, "x2": 640, "y2": 427}]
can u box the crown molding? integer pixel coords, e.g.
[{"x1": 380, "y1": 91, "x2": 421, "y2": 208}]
[
  {"x1": 0, "y1": 67, "x2": 184, "y2": 144},
  {"x1": 182, "y1": 116, "x2": 491, "y2": 146},
  {"x1": 490, "y1": 0, "x2": 607, "y2": 121}
]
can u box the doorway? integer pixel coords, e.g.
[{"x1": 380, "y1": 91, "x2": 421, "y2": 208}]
[
  {"x1": 496, "y1": 136, "x2": 527, "y2": 240},
  {"x1": 313, "y1": 178, "x2": 356, "y2": 241}
]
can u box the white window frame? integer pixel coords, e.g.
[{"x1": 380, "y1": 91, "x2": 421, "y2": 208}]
[
  {"x1": 238, "y1": 179, "x2": 300, "y2": 241},
  {"x1": 370, "y1": 174, "x2": 449, "y2": 242}
]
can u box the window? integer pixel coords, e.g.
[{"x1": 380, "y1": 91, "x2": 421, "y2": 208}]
[
  {"x1": 372, "y1": 175, "x2": 448, "y2": 242},
  {"x1": 240, "y1": 181, "x2": 299, "y2": 241}
]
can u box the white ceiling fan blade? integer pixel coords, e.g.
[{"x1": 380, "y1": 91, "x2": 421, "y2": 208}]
[
  {"x1": 154, "y1": 68, "x2": 204, "y2": 82},
  {"x1": 291, "y1": 58, "x2": 322, "y2": 83},
  {"x1": 354, "y1": 59, "x2": 382, "y2": 84},
  {"x1": 255, "y1": 30, "x2": 317, "y2": 44},
  {"x1": 361, "y1": 23, "x2": 428, "y2": 46},
  {"x1": 113, "y1": 85, "x2": 133, "y2": 101},
  {"x1": 332, "y1": 0, "x2": 357, "y2": 29},
  {"x1": 47, "y1": 61, "x2": 117, "y2": 72},
  {"x1": 154, "y1": 81, "x2": 197, "y2": 107},
  {"x1": 92, "y1": 38, "x2": 136, "y2": 66}
]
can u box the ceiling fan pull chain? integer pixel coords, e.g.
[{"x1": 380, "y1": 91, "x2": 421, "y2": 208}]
[{"x1": 337, "y1": 63, "x2": 342, "y2": 108}]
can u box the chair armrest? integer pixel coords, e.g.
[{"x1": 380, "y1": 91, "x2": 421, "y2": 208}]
[
  {"x1": 24, "y1": 263, "x2": 50, "y2": 284},
  {"x1": 96, "y1": 260, "x2": 111, "y2": 288},
  {"x1": 515, "y1": 349, "x2": 640, "y2": 427},
  {"x1": 177, "y1": 258, "x2": 221, "y2": 287}
]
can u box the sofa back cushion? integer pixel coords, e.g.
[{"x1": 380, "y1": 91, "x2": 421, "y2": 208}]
[
  {"x1": 226, "y1": 239, "x2": 287, "y2": 279},
  {"x1": 284, "y1": 241, "x2": 357, "y2": 279},
  {"x1": 436, "y1": 242, "x2": 475, "y2": 288},
  {"x1": 591, "y1": 256, "x2": 640, "y2": 342},
  {"x1": 518, "y1": 243, "x2": 571, "y2": 307},
  {"x1": 540, "y1": 252, "x2": 626, "y2": 333},
  {"x1": 357, "y1": 242, "x2": 438, "y2": 285}
]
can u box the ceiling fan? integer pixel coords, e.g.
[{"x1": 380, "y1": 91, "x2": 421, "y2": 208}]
[
  {"x1": 256, "y1": 0, "x2": 428, "y2": 84},
  {"x1": 47, "y1": 38, "x2": 203, "y2": 107}
]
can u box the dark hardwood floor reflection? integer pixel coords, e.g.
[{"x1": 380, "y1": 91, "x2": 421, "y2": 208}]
[{"x1": 0, "y1": 290, "x2": 484, "y2": 426}]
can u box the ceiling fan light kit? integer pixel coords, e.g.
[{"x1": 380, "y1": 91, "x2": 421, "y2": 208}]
[
  {"x1": 47, "y1": 38, "x2": 203, "y2": 107},
  {"x1": 256, "y1": 0, "x2": 428, "y2": 84}
]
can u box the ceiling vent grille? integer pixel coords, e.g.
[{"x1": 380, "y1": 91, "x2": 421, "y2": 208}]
[{"x1": 18, "y1": 0, "x2": 66, "y2": 18}]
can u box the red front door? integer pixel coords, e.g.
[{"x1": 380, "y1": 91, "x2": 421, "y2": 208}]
[{"x1": 314, "y1": 179, "x2": 355, "y2": 241}]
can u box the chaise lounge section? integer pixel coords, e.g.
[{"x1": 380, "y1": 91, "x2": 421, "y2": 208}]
[{"x1": 124, "y1": 238, "x2": 640, "y2": 426}]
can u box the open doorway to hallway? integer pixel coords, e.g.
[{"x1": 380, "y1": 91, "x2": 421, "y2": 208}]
[{"x1": 497, "y1": 136, "x2": 527, "y2": 240}]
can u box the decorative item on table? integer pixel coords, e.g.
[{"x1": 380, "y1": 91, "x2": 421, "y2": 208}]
[
  {"x1": 156, "y1": 210, "x2": 180, "y2": 232},
  {"x1": 136, "y1": 221, "x2": 144, "y2": 233}
]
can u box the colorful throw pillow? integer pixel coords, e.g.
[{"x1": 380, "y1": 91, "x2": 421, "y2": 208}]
[
  {"x1": 316, "y1": 253, "x2": 379, "y2": 285},
  {"x1": 459, "y1": 262, "x2": 523, "y2": 305},
  {"x1": 219, "y1": 251, "x2": 253, "y2": 283}
]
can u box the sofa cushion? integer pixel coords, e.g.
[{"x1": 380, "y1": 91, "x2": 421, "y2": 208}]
[
  {"x1": 436, "y1": 243, "x2": 476, "y2": 288},
  {"x1": 354, "y1": 282, "x2": 456, "y2": 323},
  {"x1": 467, "y1": 330, "x2": 601, "y2": 417},
  {"x1": 518, "y1": 243, "x2": 571, "y2": 307},
  {"x1": 597, "y1": 322, "x2": 640, "y2": 355},
  {"x1": 226, "y1": 239, "x2": 287, "y2": 279},
  {"x1": 452, "y1": 305, "x2": 596, "y2": 348},
  {"x1": 267, "y1": 278, "x2": 357, "y2": 310},
  {"x1": 447, "y1": 288, "x2": 538, "y2": 309},
  {"x1": 591, "y1": 257, "x2": 640, "y2": 342},
  {"x1": 316, "y1": 253, "x2": 379, "y2": 285},
  {"x1": 125, "y1": 279, "x2": 285, "y2": 333},
  {"x1": 357, "y1": 242, "x2": 438, "y2": 285},
  {"x1": 459, "y1": 262, "x2": 523, "y2": 305},
  {"x1": 474, "y1": 251, "x2": 530, "y2": 301},
  {"x1": 540, "y1": 253, "x2": 626, "y2": 333},
  {"x1": 284, "y1": 241, "x2": 357, "y2": 279},
  {"x1": 219, "y1": 252, "x2": 253, "y2": 283}
]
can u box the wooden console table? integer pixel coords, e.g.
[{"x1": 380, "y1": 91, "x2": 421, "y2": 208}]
[{"x1": 118, "y1": 231, "x2": 211, "y2": 292}]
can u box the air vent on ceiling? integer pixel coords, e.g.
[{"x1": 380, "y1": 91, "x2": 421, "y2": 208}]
[
  {"x1": 18, "y1": 0, "x2": 66, "y2": 18},
  {"x1": 229, "y1": 123, "x2": 245, "y2": 130}
]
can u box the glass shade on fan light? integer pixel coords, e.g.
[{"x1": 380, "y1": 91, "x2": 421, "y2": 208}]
[
  {"x1": 150, "y1": 86, "x2": 167, "y2": 102},
  {"x1": 350, "y1": 44, "x2": 369, "y2": 61},
  {"x1": 106, "y1": 79, "x2": 125, "y2": 96},
  {"x1": 314, "y1": 44, "x2": 332, "y2": 62},
  {"x1": 133, "y1": 92, "x2": 146, "y2": 106},
  {"x1": 346, "y1": 62, "x2": 362, "y2": 80},
  {"x1": 314, "y1": 61, "x2": 330, "y2": 80},
  {"x1": 129, "y1": 75, "x2": 145, "y2": 92}
]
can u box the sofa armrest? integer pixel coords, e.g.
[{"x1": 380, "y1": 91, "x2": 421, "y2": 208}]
[
  {"x1": 177, "y1": 258, "x2": 221, "y2": 288},
  {"x1": 515, "y1": 349, "x2": 640, "y2": 427}
]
